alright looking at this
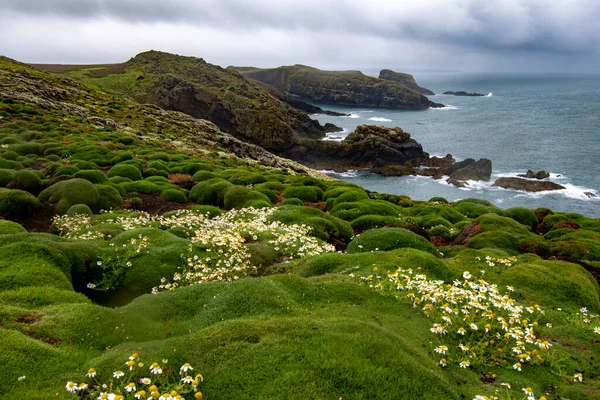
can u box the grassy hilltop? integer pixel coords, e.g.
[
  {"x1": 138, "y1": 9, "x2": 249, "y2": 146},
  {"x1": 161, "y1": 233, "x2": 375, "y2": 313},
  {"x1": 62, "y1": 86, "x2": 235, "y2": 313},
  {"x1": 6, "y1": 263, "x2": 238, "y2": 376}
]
[{"x1": 0, "y1": 54, "x2": 600, "y2": 399}]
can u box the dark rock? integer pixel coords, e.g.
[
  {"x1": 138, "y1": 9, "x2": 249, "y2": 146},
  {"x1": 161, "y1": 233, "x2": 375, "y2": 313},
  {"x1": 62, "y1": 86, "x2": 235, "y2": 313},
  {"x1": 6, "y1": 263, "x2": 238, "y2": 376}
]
[
  {"x1": 286, "y1": 98, "x2": 348, "y2": 116},
  {"x1": 422, "y1": 154, "x2": 455, "y2": 169},
  {"x1": 378, "y1": 69, "x2": 435, "y2": 95},
  {"x1": 585, "y1": 191, "x2": 597, "y2": 198},
  {"x1": 446, "y1": 158, "x2": 492, "y2": 181},
  {"x1": 283, "y1": 124, "x2": 427, "y2": 175},
  {"x1": 446, "y1": 177, "x2": 468, "y2": 187},
  {"x1": 452, "y1": 222, "x2": 481, "y2": 246},
  {"x1": 443, "y1": 91, "x2": 484, "y2": 96},
  {"x1": 492, "y1": 177, "x2": 566, "y2": 192},
  {"x1": 232, "y1": 64, "x2": 444, "y2": 109},
  {"x1": 518, "y1": 170, "x2": 550, "y2": 179},
  {"x1": 323, "y1": 123, "x2": 343, "y2": 133}
]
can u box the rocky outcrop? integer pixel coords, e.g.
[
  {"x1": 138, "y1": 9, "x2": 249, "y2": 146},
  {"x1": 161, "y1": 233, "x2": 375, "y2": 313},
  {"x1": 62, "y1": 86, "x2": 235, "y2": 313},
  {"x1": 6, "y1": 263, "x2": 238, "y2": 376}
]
[
  {"x1": 492, "y1": 177, "x2": 565, "y2": 192},
  {"x1": 230, "y1": 65, "x2": 444, "y2": 109},
  {"x1": 283, "y1": 125, "x2": 427, "y2": 175},
  {"x1": 323, "y1": 123, "x2": 343, "y2": 133},
  {"x1": 445, "y1": 158, "x2": 492, "y2": 182},
  {"x1": 518, "y1": 170, "x2": 550, "y2": 179},
  {"x1": 247, "y1": 77, "x2": 348, "y2": 116},
  {"x1": 443, "y1": 91, "x2": 484, "y2": 96},
  {"x1": 378, "y1": 69, "x2": 435, "y2": 95}
]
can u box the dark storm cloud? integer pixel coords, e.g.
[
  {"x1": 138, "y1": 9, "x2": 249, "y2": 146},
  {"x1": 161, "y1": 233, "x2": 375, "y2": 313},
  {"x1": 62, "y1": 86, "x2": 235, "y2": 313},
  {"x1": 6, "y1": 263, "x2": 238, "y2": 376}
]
[
  {"x1": 2, "y1": 0, "x2": 599, "y2": 54},
  {"x1": 0, "y1": 1, "x2": 599, "y2": 71}
]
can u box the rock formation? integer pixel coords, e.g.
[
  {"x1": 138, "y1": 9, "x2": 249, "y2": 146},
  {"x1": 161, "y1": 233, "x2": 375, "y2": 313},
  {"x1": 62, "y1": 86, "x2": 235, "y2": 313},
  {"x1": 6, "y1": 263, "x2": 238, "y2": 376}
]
[
  {"x1": 443, "y1": 91, "x2": 484, "y2": 97},
  {"x1": 518, "y1": 170, "x2": 550, "y2": 179},
  {"x1": 230, "y1": 65, "x2": 443, "y2": 109},
  {"x1": 378, "y1": 69, "x2": 435, "y2": 95},
  {"x1": 492, "y1": 177, "x2": 565, "y2": 192}
]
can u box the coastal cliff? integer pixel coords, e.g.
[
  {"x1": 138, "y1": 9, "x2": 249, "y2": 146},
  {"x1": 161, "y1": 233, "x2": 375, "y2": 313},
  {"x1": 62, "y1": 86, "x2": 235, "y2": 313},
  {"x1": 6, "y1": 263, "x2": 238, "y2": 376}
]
[
  {"x1": 378, "y1": 69, "x2": 435, "y2": 95},
  {"x1": 230, "y1": 65, "x2": 443, "y2": 109}
]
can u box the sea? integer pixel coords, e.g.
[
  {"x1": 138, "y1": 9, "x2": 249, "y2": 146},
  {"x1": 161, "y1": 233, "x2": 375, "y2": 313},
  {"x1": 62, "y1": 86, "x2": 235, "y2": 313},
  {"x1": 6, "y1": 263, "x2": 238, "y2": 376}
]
[{"x1": 311, "y1": 72, "x2": 600, "y2": 218}]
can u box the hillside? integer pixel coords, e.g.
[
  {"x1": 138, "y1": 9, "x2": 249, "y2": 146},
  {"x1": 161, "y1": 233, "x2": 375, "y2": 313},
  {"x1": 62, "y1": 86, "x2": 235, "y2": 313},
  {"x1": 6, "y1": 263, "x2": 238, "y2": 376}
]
[
  {"x1": 34, "y1": 51, "x2": 326, "y2": 152},
  {"x1": 1, "y1": 55, "x2": 600, "y2": 400},
  {"x1": 230, "y1": 64, "x2": 444, "y2": 109}
]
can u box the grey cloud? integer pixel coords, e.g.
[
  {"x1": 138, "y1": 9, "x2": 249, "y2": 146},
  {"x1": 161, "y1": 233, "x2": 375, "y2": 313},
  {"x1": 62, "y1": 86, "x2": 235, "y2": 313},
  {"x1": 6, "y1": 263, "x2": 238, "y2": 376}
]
[
  {"x1": 1, "y1": 0, "x2": 599, "y2": 71},
  {"x1": 3, "y1": 0, "x2": 600, "y2": 54}
]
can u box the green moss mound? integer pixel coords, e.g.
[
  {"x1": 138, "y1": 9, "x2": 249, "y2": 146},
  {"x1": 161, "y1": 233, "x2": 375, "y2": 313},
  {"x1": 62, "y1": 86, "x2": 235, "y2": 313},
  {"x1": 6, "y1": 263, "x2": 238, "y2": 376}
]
[
  {"x1": 73, "y1": 169, "x2": 109, "y2": 184},
  {"x1": 348, "y1": 228, "x2": 440, "y2": 257},
  {"x1": 95, "y1": 184, "x2": 123, "y2": 211},
  {"x1": 120, "y1": 180, "x2": 162, "y2": 195},
  {"x1": 0, "y1": 169, "x2": 15, "y2": 187},
  {"x1": 283, "y1": 185, "x2": 324, "y2": 202},
  {"x1": 64, "y1": 203, "x2": 93, "y2": 217},
  {"x1": 0, "y1": 188, "x2": 41, "y2": 218},
  {"x1": 453, "y1": 198, "x2": 502, "y2": 218},
  {"x1": 11, "y1": 169, "x2": 44, "y2": 194},
  {"x1": 107, "y1": 163, "x2": 143, "y2": 181},
  {"x1": 38, "y1": 178, "x2": 99, "y2": 214},
  {"x1": 0, "y1": 220, "x2": 27, "y2": 235},
  {"x1": 192, "y1": 170, "x2": 219, "y2": 182},
  {"x1": 189, "y1": 178, "x2": 234, "y2": 207},
  {"x1": 281, "y1": 198, "x2": 303, "y2": 206},
  {"x1": 270, "y1": 205, "x2": 353, "y2": 242},
  {"x1": 223, "y1": 186, "x2": 272, "y2": 209},
  {"x1": 503, "y1": 207, "x2": 538, "y2": 231},
  {"x1": 161, "y1": 189, "x2": 188, "y2": 203},
  {"x1": 295, "y1": 248, "x2": 455, "y2": 281},
  {"x1": 330, "y1": 199, "x2": 402, "y2": 221},
  {"x1": 350, "y1": 215, "x2": 404, "y2": 231}
]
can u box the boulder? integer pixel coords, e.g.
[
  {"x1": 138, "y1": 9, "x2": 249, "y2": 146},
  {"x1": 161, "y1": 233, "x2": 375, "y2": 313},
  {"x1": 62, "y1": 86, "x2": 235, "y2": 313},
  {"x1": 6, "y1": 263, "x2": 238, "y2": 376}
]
[
  {"x1": 446, "y1": 158, "x2": 492, "y2": 181},
  {"x1": 518, "y1": 170, "x2": 550, "y2": 179},
  {"x1": 443, "y1": 91, "x2": 484, "y2": 96},
  {"x1": 492, "y1": 177, "x2": 565, "y2": 192},
  {"x1": 324, "y1": 123, "x2": 343, "y2": 133}
]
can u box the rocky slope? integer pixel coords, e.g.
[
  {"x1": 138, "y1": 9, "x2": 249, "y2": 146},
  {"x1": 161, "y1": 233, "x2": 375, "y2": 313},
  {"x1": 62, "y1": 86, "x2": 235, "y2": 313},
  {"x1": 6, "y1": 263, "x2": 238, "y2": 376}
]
[
  {"x1": 230, "y1": 65, "x2": 443, "y2": 109},
  {"x1": 35, "y1": 51, "x2": 327, "y2": 152},
  {"x1": 378, "y1": 69, "x2": 435, "y2": 95}
]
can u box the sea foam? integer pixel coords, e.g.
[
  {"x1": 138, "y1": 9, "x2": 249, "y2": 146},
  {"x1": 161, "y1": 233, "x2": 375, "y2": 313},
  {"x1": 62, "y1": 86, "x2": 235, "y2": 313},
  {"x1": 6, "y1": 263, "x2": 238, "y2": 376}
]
[{"x1": 368, "y1": 117, "x2": 392, "y2": 122}]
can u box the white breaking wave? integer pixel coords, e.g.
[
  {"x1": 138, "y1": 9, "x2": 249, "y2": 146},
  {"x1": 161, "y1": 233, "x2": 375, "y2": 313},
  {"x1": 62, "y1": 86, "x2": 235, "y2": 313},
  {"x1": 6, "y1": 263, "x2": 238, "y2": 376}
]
[
  {"x1": 368, "y1": 117, "x2": 392, "y2": 122},
  {"x1": 320, "y1": 169, "x2": 361, "y2": 178},
  {"x1": 559, "y1": 184, "x2": 598, "y2": 201},
  {"x1": 431, "y1": 105, "x2": 458, "y2": 110},
  {"x1": 343, "y1": 113, "x2": 360, "y2": 119},
  {"x1": 486, "y1": 92, "x2": 493, "y2": 97}
]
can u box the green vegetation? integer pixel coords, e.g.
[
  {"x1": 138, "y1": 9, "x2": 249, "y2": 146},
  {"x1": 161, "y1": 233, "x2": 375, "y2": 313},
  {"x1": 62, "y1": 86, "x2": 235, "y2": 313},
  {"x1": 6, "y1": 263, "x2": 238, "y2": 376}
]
[{"x1": 0, "y1": 56, "x2": 599, "y2": 400}]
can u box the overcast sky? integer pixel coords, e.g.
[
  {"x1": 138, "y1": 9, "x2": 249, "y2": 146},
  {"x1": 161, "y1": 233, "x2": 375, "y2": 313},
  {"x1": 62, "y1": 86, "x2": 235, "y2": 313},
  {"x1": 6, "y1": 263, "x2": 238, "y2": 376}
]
[{"x1": 1, "y1": 0, "x2": 599, "y2": 73}]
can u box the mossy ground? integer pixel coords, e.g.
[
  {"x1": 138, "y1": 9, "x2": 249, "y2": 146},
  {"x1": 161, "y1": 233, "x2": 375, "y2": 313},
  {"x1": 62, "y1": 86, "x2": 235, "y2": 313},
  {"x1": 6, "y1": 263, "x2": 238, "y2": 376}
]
[{"x1": 1, "y1": 57, "x2": 600, "y2": 399}]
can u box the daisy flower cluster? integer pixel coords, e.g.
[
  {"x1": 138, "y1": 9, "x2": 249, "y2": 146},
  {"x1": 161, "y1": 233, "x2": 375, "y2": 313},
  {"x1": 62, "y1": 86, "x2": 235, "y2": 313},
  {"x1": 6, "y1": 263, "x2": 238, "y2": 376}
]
[
  {"x1": 567, "y1": 307, "x2": 600, "y2": 335},
  {"x1": 151, "y1": 208, "x2": 334, "y2": 292},
  {"x1": 476, "y1": 255, "x2": 518, "y2": 268},
  {"x1": 56, "y1": 208, "x2": 335, "y2": 293},
  {"x1": 53, "y1": 213, "x2": 107, "y2": 240},
  {"x1": 88, "y1": 234, "x2": 150, "y2": 291},
  {"x1": 65, "y1": 353, "x2": 203, "y2": 399},
  {"x1": 356, "y1": 267, "x2": 550, "y2": 372}
]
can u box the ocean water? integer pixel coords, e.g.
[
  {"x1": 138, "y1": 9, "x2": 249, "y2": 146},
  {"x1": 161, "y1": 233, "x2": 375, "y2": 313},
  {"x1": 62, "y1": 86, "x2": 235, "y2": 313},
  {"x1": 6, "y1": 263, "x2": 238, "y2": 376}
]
[{"x1": 311, "y1": 72, "x2": 600, "y2": 218}]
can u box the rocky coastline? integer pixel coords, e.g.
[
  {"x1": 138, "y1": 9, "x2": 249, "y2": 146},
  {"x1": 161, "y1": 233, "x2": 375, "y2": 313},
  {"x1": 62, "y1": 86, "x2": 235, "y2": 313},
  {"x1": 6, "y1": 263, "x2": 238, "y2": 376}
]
[
  {"x1": 230, "y1": 64, "x2": 444, "y2": 109},
  {"x1": 284, "y1": 125, "x2": 492, "y2": 183}
]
